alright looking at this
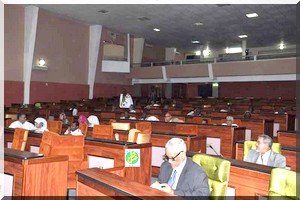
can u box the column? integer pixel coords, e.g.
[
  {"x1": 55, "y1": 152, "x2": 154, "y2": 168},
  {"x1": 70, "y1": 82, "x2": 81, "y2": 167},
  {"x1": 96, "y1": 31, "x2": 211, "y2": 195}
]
[
  {"x1": 23, "y1": 6, "x2": 39, "y2": 104},
  {"x1": 88, "y1": 25, "x2": 102, "y2": 99}
]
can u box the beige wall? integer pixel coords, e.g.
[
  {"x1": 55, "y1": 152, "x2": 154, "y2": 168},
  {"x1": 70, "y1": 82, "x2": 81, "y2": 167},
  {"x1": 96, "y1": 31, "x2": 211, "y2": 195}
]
[
  {"x1": 95, "y1": 28, "x2": 131, "y2": 85},
  {"x1": 4, "y1": 5, "x2": 24, "y2": 81},
  {"x1": 31, "y1": 8, "x2": 89, "y2": 84},
  {"x1": 213, "y1": 58, "x2": 296, "y2": 76},
  {"x1": 142, "y1": 45, "x2": 165, "y2": 63},
  {"x1": 166, "y1": 64, "x2": 208, "y2": 78}
]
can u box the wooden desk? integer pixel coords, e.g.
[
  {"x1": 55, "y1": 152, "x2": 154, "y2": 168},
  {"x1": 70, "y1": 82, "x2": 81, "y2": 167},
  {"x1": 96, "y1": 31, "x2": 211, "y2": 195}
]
[
  {"x1": 4, "y1": 128, "x2": 152, "y2": 185},
  {"x1": 84, "y1": 137, "x2": 152, "y2": 185},
  {"x1": 4, "y1": 148, "x2": 68, "y2": 196},
  {"x1": 235, "y1": 141, "x2": 298, "y2": 171},
  {"x1": 76, "y1": 168, "x2": 174, "y2": 197},
  {"x1": 4, "y1": 128, "x2": 42, "y2": 152},
  {"x1": 277, "y1": 130, "x2": 297, "y2": 148},
  {"x1": 116, "y1": 119, "x2": 245, "y2": 159},
  {"x1": 186, "y1": 151, "x2": 272, "y2": 197},
  {"x1": 209, "y1": 117, "x2": 274, "y2": 140}
]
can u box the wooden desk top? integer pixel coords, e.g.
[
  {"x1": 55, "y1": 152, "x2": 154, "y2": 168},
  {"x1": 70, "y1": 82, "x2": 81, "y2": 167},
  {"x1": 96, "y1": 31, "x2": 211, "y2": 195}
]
[
  {"x1": 85, "y1": 136, "x2": 136, "y2": 146},
  {"x1": 76, "y1": 168, "x2": 175, "y2": 197},
  {"x1": 4, "y1": 148, "x2": 43, "y2": 160}
]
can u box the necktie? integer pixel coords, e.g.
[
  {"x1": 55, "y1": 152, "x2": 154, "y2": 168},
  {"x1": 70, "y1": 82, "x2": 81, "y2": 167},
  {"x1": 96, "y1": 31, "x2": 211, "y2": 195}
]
[
  {"x1": 168, "y1": 170, "x2": 177, "y2": 187},
  {"x1": 261, "y1": 155, "x2": 264, "y2": 165}
]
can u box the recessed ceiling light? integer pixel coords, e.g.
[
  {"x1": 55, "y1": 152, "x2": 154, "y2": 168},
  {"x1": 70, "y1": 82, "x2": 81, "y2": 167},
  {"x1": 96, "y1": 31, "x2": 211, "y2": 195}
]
[
  {"x1": 238, "y1": 35, "x2": 248, "y2": 38},
  {"x1": 246, "y1": 13, "x2": 258, "y2": 18},
  {"x1": 153, "y1": 28, "x2": 160, "y2": 32},
  {"x1": 191, "y1": 40, "x2": 200, "y2": 44},
  {"x1": 98, "y1": 10, "x2": 109, "y2": 14},
  {"x1": 194, "y1": 22, "x2": 203, "y2": 26}
]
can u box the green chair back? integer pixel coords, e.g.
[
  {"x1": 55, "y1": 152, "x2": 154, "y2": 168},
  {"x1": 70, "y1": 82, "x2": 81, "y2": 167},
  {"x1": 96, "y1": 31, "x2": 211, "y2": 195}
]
[
  {"x1": 244, "y1": 141, "x2": 282, "y2": 160},
  {"x1": 192, "y1": 154, "x2": 231, "y2": 199},
  {"x1": 268, "y1": 168, "x2": 299, "y2": 200}
]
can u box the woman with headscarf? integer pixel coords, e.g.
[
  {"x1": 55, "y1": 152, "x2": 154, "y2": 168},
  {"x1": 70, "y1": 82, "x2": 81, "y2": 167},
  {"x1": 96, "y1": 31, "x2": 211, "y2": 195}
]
[
  {"x1": 119, "y1": 88, "x2": 133, "y2": 108},
  {"x1": 34, "y1": 117, "x2": 48, "y2": 133},
  {"x1": 78, "y1": 115, "x2": 87, "y2": 124},
  {"x1": 87, "y1": 115, "x2": 100, "y2": 128},
  {"x1": 59, "y1": 112, "x2": 69, "y2": 125}
]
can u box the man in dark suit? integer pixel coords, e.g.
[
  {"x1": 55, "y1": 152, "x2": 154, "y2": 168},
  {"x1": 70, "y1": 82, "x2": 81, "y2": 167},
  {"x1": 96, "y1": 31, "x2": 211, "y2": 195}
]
[
  {"x1": 245, "y1": 134, "x2": 286, "y2": 168},
  {"x1": 151, "y1": 138, "x2": 210, "y2": 196}
]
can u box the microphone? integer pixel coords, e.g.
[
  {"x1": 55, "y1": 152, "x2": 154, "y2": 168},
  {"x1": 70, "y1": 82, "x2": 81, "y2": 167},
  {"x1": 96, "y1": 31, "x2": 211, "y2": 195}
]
[{"x1": 207, "y1": 144, "x2": 224, "y2": 158}]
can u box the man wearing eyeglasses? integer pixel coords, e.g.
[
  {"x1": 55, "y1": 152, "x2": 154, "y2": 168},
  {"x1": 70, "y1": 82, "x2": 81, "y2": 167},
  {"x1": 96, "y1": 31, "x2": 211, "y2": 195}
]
[{"x1": 151, "y1": 138, "x2": 210, "y2": 196}]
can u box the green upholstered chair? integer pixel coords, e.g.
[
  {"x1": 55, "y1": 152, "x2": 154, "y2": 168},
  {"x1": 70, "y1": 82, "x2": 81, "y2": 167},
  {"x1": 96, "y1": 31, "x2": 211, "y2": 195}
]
[
  {"x1": 192, "y1": 154, "x2": 231, "y2": 199},
  {"x1": 268, "y1": 168, "x2": 299, "y2": 200},
  {"x1": 243, "y1": 141, "x2": 282, "y2": 160}
]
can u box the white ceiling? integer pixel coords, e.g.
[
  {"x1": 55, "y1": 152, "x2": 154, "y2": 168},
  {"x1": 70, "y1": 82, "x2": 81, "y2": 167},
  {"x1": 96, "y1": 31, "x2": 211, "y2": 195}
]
[{"x1": 32, "y1": 4, "x2": 297, "y2": 51}]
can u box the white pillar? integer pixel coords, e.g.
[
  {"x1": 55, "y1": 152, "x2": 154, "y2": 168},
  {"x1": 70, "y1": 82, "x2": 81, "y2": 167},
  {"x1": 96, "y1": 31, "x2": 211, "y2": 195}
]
[
  {"x1": 88, "y1": 25, "x2": 102, "y2": 99},
  {"x1": 242, "y1": 40, "x2": 247, "y2": 57},
  {"x1": 23, "y1": 6, "x2": 39, "y2": 104},
  {"x1": 133, "y1": 38, "x2": 144, "y2": 67},
  {"x1": 165, "y1": 47, "x2": 176, "y2": 61}
]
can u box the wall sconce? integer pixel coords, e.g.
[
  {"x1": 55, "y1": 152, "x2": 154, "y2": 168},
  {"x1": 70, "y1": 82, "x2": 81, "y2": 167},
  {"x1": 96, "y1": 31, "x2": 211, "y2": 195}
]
[{"x1": 33, "y1": 58, "x2": 48, "y2": 70}]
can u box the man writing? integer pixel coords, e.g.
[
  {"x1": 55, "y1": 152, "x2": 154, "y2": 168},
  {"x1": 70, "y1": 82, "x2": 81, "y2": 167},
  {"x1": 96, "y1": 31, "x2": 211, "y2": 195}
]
[{"x1": 151, "y1": 138, "x2": 210, "y2": 196}]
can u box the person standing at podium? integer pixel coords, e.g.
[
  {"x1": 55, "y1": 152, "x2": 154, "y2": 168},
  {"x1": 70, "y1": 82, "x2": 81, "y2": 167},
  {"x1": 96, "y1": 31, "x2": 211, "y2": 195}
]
[
  {"x1": 119, "y1": 88, "x2": 133, "y2": 109},
  {"x1": 151, "y1": 138, "x2": 210, "y2": 196}
]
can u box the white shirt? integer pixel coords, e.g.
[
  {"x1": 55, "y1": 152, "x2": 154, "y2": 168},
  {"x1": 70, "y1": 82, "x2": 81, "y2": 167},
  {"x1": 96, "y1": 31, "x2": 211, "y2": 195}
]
[
  {"x1": 72, "y1": 108, "x2": 78, "y2": 116},
  {"x1": 64, "y1": 129, "x2": 83, "y2": 136},
  {"x1": 145, "y1": 116, "x2": 160, "y2": 121},
  {"x1": 187, "y1": 111, "x2": 194, "y2": 116},
  {"x1": 119, "y1": 93, "x2": 133, "y2": 108},
  {"x1": 9, "y1": 121, "x2": 35, "y2": 130},
  {"x1": 170, "y1": 157, "x2": 187, "y2": 190},
  {"x1": 256, "y1": 150, "x2": 271, "y2": 165},
  {"x1": 221, "y1": 123, "x2": 239, "y2": 127}
]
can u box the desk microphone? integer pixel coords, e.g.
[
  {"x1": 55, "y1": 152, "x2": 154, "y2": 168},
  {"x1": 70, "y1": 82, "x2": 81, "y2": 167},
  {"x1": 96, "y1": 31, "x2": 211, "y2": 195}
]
[{"x1": 207, "y1": 144, "x2": 224, "y2": 158}]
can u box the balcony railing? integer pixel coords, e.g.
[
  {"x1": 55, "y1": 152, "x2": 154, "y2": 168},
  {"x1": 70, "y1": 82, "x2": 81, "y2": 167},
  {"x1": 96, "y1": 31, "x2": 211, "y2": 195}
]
[{"x1": 131, "y1": 51, "x2": 296, "y2": 68}]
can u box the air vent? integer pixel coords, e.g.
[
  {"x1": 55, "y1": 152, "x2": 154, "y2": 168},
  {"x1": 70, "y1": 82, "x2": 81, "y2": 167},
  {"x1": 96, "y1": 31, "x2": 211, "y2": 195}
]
[
  {"x1": 137, "y1": 16, "x2": 150, "y2": 21},
  {"x1": 98, "y1": 10, "x2": 109, "y2": 14},
  {"x1": 216, "y1": 4, "x2": 231, "y2": 7}
]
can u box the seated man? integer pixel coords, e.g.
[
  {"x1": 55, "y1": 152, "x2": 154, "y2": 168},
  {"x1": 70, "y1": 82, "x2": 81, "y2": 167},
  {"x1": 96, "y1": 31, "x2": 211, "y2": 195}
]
[
  {"x1": 34, "y1": 117, "x2": 48, "y2": 133},
  {"x1": 201, "y1": 119, "x2": 208, "y2": 124},
  {"x1": 187, "y1": 108, "x2": 201, "y2": 116},
  {"x1": 221, "y1": 116, "x2": 238, "y2": 127},
  {"x1": 151, "y1": 138, "x2": 210, "y2": 196},
  {"x1": 164, "y1": 113, "x2": 184, "y2": 123},
  {"x1": 245, "y1": 134, "x2": 286, "y2": 168},
  {"x1": 9, "y1": 113, "x2": 35, "y2": 130},
  {"x1": 64, "y1": 121, "x2": 83, "y2": 136}
]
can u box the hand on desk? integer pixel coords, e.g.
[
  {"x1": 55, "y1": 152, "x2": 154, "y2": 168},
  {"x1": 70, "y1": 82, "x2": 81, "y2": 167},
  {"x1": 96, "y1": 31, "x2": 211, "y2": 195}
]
[{"x1": 150, "y1": 181, "x2": 174, "y2": 195}]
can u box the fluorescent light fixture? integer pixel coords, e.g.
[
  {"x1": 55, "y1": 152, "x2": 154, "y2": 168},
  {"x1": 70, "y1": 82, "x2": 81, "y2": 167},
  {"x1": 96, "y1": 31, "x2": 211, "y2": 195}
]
[
  {"x1": 238, "y1": 35, "x2": 248, "y2": 38},
  {"x1": 195, "y1": 50, "x2": 201, "y2": 56},
  {"x1": 212, "y1": 83, "x2": 219, "y2": 87},
  {"x1": 279, "y1": 42, "x2": 285, "y2": 50},
  {"x1": 194, "y1": 22, "x2": 203, "y2": 26},
  {"x1": 192, "y1": 40, "x2": 200, "y2": 44},
  {"x1": 153, "y1": 28, "x2": 160, "y2": 32},
  {"x1": 225, "y1": 47, "x2": 242, "y2": 54},
  {"x1": 246, "y1": 13, "x2": 258, "y2": 18},
  {"x1": 203, "y1": 47, "x2": 210, "y2": 57}
]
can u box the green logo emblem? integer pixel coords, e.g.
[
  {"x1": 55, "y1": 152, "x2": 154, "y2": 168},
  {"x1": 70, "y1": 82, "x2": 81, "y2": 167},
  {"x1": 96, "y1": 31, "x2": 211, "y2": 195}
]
[{"x1": 125, "y1": 151, "x2": 139, "y2": 165}]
